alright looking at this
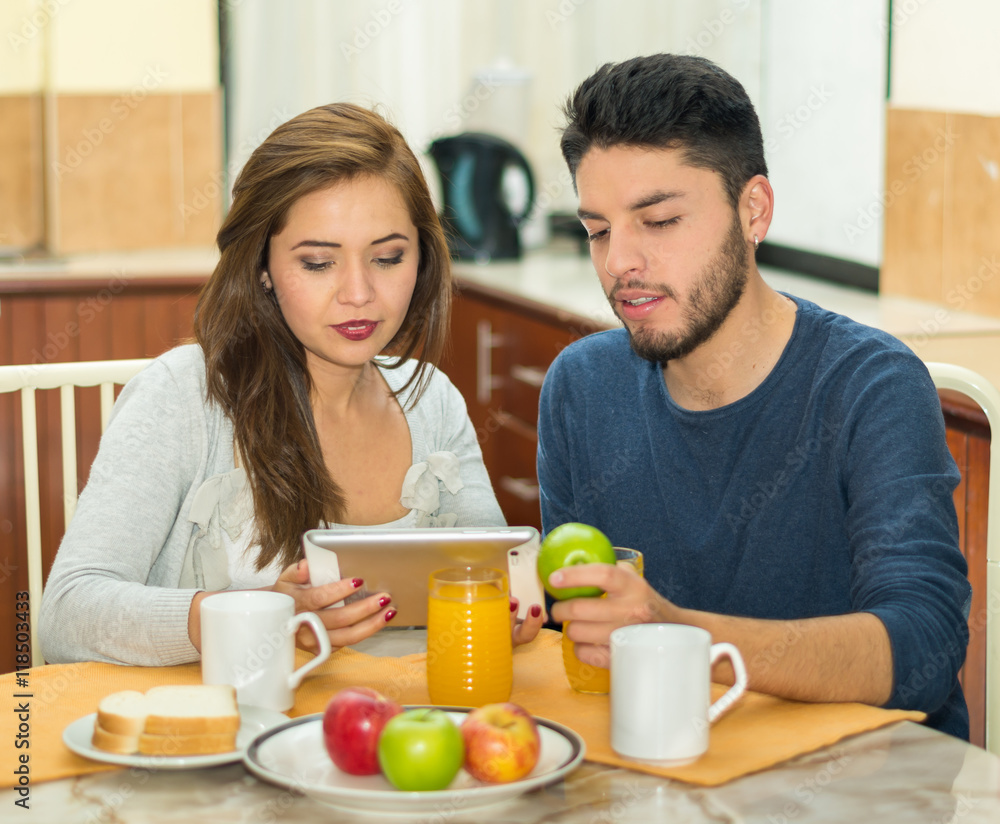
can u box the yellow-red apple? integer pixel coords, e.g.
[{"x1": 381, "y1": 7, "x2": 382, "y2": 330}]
[{"x1": 461, "y1": 702, "x2": 541, "y2": 783}]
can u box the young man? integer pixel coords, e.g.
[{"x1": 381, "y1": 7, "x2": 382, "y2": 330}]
[{"x1": 538, "y1": 54, "x2": 971, "y2": 738}]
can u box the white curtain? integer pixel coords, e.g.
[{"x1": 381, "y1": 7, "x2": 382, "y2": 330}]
[
  {"x1": 222, "y1": 0, "x2": 762, "y2": 230},
  {"x1": 222, "y1": 1, "x2": 888, "y2": 266}
]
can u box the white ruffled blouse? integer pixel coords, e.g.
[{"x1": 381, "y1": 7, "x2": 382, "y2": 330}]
[
  {"x1": 38, "y1": 348, "x2": 505, "y2": 667},
  {"x1": 183, "y1": 450, "x2": 470, "y2": 591}
]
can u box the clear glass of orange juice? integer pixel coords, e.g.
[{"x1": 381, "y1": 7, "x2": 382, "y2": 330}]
[
  {"x1": 562, "y1": 548, "x2": 644, "y2": 694},
  {"x1": 426, "y1": 567, "x2": 513, "y2": 707}
]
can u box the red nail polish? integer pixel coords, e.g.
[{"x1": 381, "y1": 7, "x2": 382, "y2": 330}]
[
  {"x1": 384, "y1": 609, "x2": 397, "y2": 622},
  {"x1": 352, "y1": 578, "x2": 364, "y2": 588},
  {"x1": 530, "y1": 604, "x2": 542, "y2": 618},
  {"x1": 510, "y1": 601, "x2": 518, "y2": 612},
  {"x1": 378, "y1": 596, "x2": 391, "y2": 608}
]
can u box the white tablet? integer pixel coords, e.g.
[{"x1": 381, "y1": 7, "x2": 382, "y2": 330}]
[{"x1": 302, "y1": 527, "x2": 546, "y2": 626}]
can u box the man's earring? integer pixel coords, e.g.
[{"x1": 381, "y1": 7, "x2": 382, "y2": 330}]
[{"x1": 753, "y1": 235, "x2": 760, "y2": 251}]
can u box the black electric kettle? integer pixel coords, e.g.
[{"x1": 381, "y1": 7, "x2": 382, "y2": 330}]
[{"x1": 428, "y1": 132, "x2": 535, "y2": 261}]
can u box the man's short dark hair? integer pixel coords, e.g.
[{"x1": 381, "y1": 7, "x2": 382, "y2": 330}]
[{"x1": 560, "y1": 54, "x2": 768, "y2": 209}]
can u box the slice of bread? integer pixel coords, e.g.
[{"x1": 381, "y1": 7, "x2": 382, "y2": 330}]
[
  {"x1": 91, "y1": 722, "x2": 140, "y2": 755},
  {"x1": 143, "y1": 685, "x2": 239, "y2": 735},
  {"x1": 137, "y1": 730, "x2": 237, "y2": 756},
  {"x1": 96, "y1": 690, "x2": 148, "y2": 737},
  {"x1": 91, "y1": 685, "x2": 241, "y2": 756}
]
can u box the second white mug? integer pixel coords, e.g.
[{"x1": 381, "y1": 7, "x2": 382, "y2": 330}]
[
  {"x1": 200, "y1": 591, "x2": 331, "y2": 712},
  {"x1": 610, "y1": 623, "x2": 747, "y2": 764}
]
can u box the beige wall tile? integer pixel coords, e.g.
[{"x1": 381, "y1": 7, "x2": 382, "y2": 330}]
[
  {"x1": 0, "y1": 94, "x2": 44, "y2": 251},
  {"x1": 53, "y1": 93, "x2": 174, "y2": 253},
  {"x1": 883, "y1": 108, "x2": 1000, "y2": 320},
  {"x1": 50, "y1": 90, "x2": 221, "y2": 254},
  {"x1": 944, "y1": 113, "x2": 1000, "y2": 317},
  {"x1": 178, "y1": 91, "x2": 223, "y2": 246},
  {"x1": 881, "y1": 108, "x2": 948, "y2": 302}
]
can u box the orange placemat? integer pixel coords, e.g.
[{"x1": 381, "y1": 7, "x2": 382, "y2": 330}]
[
  {"x1": 1, "y1": 630, "x2": 924, "y2": 787},
  {"x1": 497, "y1": 632, "x2": 925, "y2": 785}
]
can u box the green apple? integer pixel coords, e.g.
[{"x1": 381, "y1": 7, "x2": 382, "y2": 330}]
[
  {"x1": 537, "y1": 522, "x2": 616, "y2": 600},
  {"x1": 377, "y1": 708, "x2": 464, "y2": 791}
]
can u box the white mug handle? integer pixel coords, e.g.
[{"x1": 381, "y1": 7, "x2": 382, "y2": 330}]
[
  {"x1": 707, "y1": 642, "x2": 747, "y2": 723},
  {"x1": 285, "y1": 612, "x2": 332, "y2": 690}
]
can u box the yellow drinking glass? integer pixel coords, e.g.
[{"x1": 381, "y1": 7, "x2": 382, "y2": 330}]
[
  {"x1": 561, "y1": 548, "x2": 644, "y2": 694},
  {"x1": 426, "y1": 567, "x2": 513, "y2": 707}
]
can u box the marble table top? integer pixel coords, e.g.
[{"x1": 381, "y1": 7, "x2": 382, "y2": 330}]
[
  {"x1": 9, "y1": 720, "x2": 999, "y2": 824},
  {"x1": 6, "y1": 630, "x2": 1000, "y2": 823}
]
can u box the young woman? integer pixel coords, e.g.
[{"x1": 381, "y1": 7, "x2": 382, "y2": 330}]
[{"x1": 39, "y1": 103, "x2": 542, "y2": 665}]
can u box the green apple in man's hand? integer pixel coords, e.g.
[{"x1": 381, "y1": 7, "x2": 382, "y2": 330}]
[{"x1": 537, "y1": 522, "x2": 616, "y2": 600}]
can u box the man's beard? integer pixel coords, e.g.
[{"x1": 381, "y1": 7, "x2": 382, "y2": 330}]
[{"x1": 610, "y1": 215, "x2": 749, "y2": 364}]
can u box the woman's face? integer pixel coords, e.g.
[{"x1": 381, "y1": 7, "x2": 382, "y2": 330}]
[{"x1": 266, "y1": 176, "x2": 419, "y2": 376}]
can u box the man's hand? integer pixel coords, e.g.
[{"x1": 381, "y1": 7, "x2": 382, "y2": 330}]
[
  {"x1": 549, "y1": 562, "x2": 673, "y2": 668},
  {"x1": 548, "y1": 562, "x2": 894, "y2": 705}
]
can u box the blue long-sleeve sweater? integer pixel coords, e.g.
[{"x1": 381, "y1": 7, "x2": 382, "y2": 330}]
[{"x1": 537, "y1": 296, "x2": 971, "y2": 738}]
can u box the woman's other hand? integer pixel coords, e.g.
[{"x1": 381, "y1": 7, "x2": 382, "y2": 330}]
[{"x1": 509, "y1": 597, "x2": 545, "y2": 647}]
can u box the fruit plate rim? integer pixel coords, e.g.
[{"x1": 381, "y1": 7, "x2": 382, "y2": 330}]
[{"x1": 242, "y1": 705, "x2": 586, "y2": 815}]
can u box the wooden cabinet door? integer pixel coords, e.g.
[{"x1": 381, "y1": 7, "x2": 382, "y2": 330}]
[
  {"x1": 441, "y1": 286, "x2": 593, "y2": 531},
  {"x1": 490, "y1": 310, "x2": 582, "y2": 530},
  {"x1": 0, "y1": 279, "x2": 203, "y2": 673},
  {"x1": 440, "y1": 289, "x2": 505, "y2": 474}
]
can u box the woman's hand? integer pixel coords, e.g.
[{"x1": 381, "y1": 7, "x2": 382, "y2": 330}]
[
  {"x1": 272, "y1": 558, "x2": 396, "y2": 653},
  {"x1": 509, "y1": 598, "x2": 545, "y2": 647}
]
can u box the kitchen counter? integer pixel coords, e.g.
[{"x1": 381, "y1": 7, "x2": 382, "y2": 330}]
[
  {"x1": 454, "y1": 250, "x2": 1000, "y2": 338},
  {"x1": 0, "y1": 248, "x2": 220, "y2": 292},
  {"x1": 0, "y1": 248, "x2": 219, "y2": 280},
  {"x1": 2, "y1": 245, "x2": 997, "y2": 390},
  {"x1": 454, "y1": 250, "x2": 1000, "y2": 392},
  {"x1": 6, "y1": 243, "x2": 998, "y2": 335}
]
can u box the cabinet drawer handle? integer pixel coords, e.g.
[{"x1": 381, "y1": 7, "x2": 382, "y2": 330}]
[
  {"x1": 476, "y1": 320, "x2": 504, "y2": 404},
  {"x1": 499, "y1": 476, "x2": 540, "y2": 501},
  {"x1": 510, "y1": 364, "x2": 547, "y2": 388}
]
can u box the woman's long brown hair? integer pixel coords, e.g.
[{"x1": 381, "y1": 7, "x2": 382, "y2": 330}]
[{"x1": 193, "y1": 103, "x2": 452, "y2": 570}]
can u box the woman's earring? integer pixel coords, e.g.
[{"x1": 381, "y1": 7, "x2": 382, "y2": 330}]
[{"x1": 753, "y1": 235, "x2": 760, "y2": 251}]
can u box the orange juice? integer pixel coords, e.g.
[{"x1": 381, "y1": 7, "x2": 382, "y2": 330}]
[
  {"x1": 562, "y1": 623, "x2": 611, "y2": 692},
  {"x1": 561, "y1": 548, "x2": 643, "y2": 695},
  {"x1": 426, "y1": 568, "x2": 512, "y2": 707}
]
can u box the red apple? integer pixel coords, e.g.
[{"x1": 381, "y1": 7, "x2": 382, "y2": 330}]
[
  {"x1": 322, "y1": 687, "x2": 402, "y2": 775},
  {"x1": 461, "y1": 702, "x2": 541, "y2": 783}
]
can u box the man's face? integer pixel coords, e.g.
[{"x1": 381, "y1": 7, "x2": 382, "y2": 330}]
[{"x1": 576, "y1": 145, "x2": 750, "y2": 363}]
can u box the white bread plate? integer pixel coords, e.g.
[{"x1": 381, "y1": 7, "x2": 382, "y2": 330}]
[{"x1": 64, "y1": 705, "x2": 289, "y2": 769}]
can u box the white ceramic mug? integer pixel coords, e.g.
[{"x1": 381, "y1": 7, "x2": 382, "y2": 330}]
[
  {"x1": 200, "y1": 591, "x2": 331, "y2": 712},
  {"x1": 610, "y1": 623, "x2": 747, "y2": 764}
]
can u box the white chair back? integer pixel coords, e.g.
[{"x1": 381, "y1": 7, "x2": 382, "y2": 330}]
[
  {"x1": 0, "y1": 359, "x2": 152, "y2": 666},
  {"x1": 926, "y1": 361, "x2": 1000, "y2": 755}
]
